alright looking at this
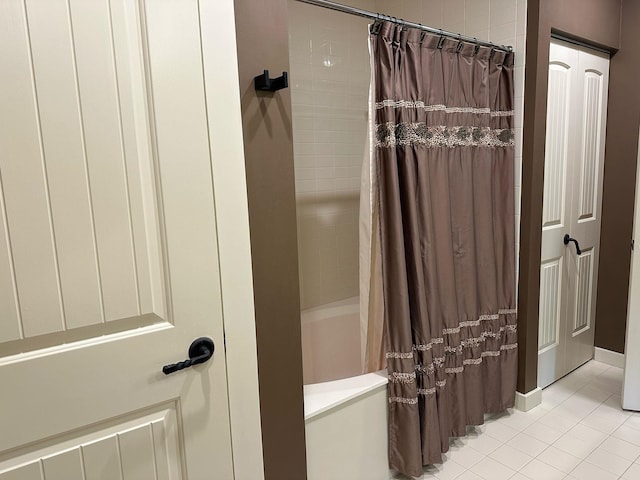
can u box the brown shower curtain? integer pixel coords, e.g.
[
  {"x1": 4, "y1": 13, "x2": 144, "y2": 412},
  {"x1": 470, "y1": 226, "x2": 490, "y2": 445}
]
[{"x1": 371, "y1": 22, "x2": 518, "y2": 477}]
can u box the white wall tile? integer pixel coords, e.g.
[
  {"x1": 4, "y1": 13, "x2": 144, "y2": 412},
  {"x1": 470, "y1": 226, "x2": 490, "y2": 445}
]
[
  {"x1": 489, "y1": 20, "x2": 516, "y2": 45},
  {"x1": 421, "y1": 0, "x2": 444, "y2": 28},
  {"x1": 289, "y1": 0, "x2": 374, "y2": 309},
  {"x1": 465, "y1": 0, "x2": 490, "y2": 21},
  {"x1": 490, "y1": 0, "x2": 517, "y2": 27},
  {"x1": 402, "y1": 0, "x2": 426, "y2": 24},
  {"x1": 376, "y1": 0, "x2": 404, "y2": 18},
  {"x1": 516, "y1": 0, "x2": 527, "y2": 35},
  {"x1": 442, "y1": 0, "x2": 466, "y2": 31}
]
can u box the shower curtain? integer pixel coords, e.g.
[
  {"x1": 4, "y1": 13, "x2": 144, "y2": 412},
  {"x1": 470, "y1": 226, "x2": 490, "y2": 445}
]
[{"x1": 363, "y1": 21, "x2": 518, "y2": 477}]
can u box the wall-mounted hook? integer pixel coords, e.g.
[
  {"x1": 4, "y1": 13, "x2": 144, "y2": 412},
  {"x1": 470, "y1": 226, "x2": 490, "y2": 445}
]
[{"x1": 254, "y1": 70, "x2": 288, "y2": 92}]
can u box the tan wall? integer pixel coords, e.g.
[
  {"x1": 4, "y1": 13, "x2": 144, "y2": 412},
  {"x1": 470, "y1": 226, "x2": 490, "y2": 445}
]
[
  {"x1": 289, "y1": 0, "x2": 527, "y2": 311},
  {"x1": 518, "y1": 0, "x2": 621, "y2": 393},
  {"x1": 595, "y1": 0, "x2": 640, "y2": 355},
  {"x1": 234, "y1": 0, "x2": 307, "y2": 478}
]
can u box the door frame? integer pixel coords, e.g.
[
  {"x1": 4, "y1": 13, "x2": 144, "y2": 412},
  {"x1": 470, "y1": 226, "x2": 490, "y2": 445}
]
[
  {"x1": 200, "y1": 1, "x2": 264, "y2": 478},
  {"x1": 517, "y1": 1, "x2": 622, "y2": 395}
]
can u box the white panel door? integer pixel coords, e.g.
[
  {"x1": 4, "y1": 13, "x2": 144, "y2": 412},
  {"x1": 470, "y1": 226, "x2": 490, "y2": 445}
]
[
  {"x1": 0, "y1": 0, "x2": 235, "y2": 477},
  {"x1": 623, "y1": 129, "x2": 640, "y2": 411},
  {"x1": 538, "y1": 40, "x2": 609, "y2": 388}
]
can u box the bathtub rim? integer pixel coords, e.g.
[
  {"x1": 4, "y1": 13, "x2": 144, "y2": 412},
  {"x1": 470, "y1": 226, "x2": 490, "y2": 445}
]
[
  {"x1": 300, "y1": 295, "x2": 359, "y2": 324},
  {"x1": 303, "y1": 370, "x2": 388, "y2": 421}
]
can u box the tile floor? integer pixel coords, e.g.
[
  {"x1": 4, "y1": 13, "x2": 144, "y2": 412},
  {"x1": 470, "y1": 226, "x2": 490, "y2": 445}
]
[{"x1": 396, "y1": 360, "x2": 640, "y2": 480}]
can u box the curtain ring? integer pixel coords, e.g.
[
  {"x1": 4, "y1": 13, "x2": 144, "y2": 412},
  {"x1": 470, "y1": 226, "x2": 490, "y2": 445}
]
[
  {"x1": 370, "y1": 14, "x2": 383, "y2": 35},
  {"x1": 456, "y1": 34, "x2": 464, "y2": 53}
]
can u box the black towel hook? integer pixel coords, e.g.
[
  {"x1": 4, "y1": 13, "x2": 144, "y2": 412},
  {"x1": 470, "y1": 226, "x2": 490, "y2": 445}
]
[{"x1": 254, "y1": 70, "x2": 288, "y2": 92}]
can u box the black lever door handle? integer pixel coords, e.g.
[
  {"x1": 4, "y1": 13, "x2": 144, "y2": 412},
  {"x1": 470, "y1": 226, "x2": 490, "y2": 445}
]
[
  {"x1": 563, "y1": 234, "x2": 582, "y2": 255},
  {"x1": 163, "y1": 337, "x2": 215, "y2": 375}
]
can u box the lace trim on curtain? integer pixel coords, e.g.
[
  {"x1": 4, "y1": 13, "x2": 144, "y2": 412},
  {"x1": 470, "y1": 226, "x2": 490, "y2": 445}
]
[
  {"x1": 388, "y1": 343, "x2": 518, "y2": 403},
  {"x1": 410, "y1": 340, "x2": 517, "y2": 378},
  {"x1": 389, "y1": 372, "x2": 417, "y2": 383},
  {"x1": 388, "y1": 396, "x2": 419, "y2": 405},
  {"x1": 417, "y1": 380, "x2": 448, "y2": 395},
  {"x1": 375, "y1": 123, "x2": 515, "y2": 149},
  {"x1": 386, "y1": 313, "x2": 517, "y2": 359},
  {"x1": 374, "y1": 100, "x2": 515, "y2": 117}
]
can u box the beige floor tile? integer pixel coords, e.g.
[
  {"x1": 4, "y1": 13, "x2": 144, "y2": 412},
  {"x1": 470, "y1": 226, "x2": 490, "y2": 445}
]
[
  {"x1": 570, "y1": 461, "x2": 618, "y2": 480},
  {"x1": 598, "y1": 435, "x2": 640, "y2": 462},
  {"x1": 506, "y1": 432, "x2": 551, "y2": 457},
  {"x1": 522, "y1": 422, "x2": 564, "y2": 444},
  {"x1": 471, "y1": 457, "x2": 515, "y2": 480},
  {"x1": 518, "y1": 458, "x2": 565, "y2": 480},
  {"x1": 613, "y1": 424, "x2": 640, "y2": 446},
  {"x1": 488, "y1": 443, "x2": 533, "y2": 471},
  {"x1": 536, "y1": 446, "x2": 582, "y2": 474},
  {"x1": 622, "y1": 462, "x2": 640, "y2": 479},
  {"x1": 453, "y1": 470, "x2": 483, "y2": 480},
  {"x1": 585, "y1": 445, "x2": 633, "y2": 476},
  {"x1": 553, "y1": 432, "x2": 600, "y2": 459}
]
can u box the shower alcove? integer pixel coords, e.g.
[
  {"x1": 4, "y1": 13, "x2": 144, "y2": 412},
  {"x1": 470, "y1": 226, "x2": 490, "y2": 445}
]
[{"x1": 288, "y1": 1, "x2": 389, "y2": 478}]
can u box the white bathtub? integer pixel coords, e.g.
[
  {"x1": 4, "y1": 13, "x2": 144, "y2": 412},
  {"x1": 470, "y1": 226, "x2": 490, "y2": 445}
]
[
  {"x1": 302, "y1": 297, "x2": 391, "y2": 480},
  {"x1": 301, "y1": 296, "x2": 362, "y2": 385}
]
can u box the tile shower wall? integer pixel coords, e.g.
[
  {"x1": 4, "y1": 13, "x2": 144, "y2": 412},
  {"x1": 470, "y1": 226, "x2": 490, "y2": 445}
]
[
  {"x1": 288, "y1": 0, "x2": 375, "y2": 309},
  {"x1": 288, "y1": 0, "x2": 526, "y2": 309}
]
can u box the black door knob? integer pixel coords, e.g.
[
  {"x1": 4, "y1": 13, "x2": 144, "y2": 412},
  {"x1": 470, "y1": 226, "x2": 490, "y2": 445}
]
[
  {"x1": 162, "y1": 337, "x2": 215, "y2": 375},
  {"x1": 563, "y1": 234, "x2": 582, "y2": 255}
]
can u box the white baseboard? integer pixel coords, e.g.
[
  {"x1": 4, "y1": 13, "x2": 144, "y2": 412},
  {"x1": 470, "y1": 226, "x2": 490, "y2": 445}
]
[
  {"x1": 594, "y1": 347, "x2": 625, "y2": 368},
  {"x1": 515, "y1": 387, "x2": 542, "y2": 412}
]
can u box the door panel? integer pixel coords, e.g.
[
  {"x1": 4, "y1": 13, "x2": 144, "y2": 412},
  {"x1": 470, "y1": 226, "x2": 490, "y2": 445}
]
[
  {"x1": 1, "y1": 0, "x2": 166, "y2": 347},
  {"x1": 0, "y1": 0, "x2": 234, "y2": 477},
  {"x1": 539, "y1": 259, "x2": 561, "y2": 352},
  {"x1": 538, "y1": 256, "x2": 566, "y2": 388},
  {"x1": 538, "y1": 40, "x2": 609, "y2": 388},
  {"x1": 542, "y1": 63, "x2": 571, "y2": 231},
  {"x1": 565, "y1": 47, "x2": 608, "y2": 371},
  {"x1": 577, "y1": 72, "x2": 604, "y2": 221},
  {"x1": 573, "y1": 249, "x2": 594, "y2": 334},
  {"x1": 1, "y1": 407, "x2": 180, "y2": 480}
]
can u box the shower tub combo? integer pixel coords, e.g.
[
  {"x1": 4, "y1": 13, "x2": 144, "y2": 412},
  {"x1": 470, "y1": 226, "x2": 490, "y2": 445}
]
[{"x1": 301, "y1": 297, "x2": 390, "y2": 480}]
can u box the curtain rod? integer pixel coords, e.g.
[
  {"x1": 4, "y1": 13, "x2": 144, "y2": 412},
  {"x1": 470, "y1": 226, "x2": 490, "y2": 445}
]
[{"x1": 294, "y1": 0, "x2": 513, "y2": 53}]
